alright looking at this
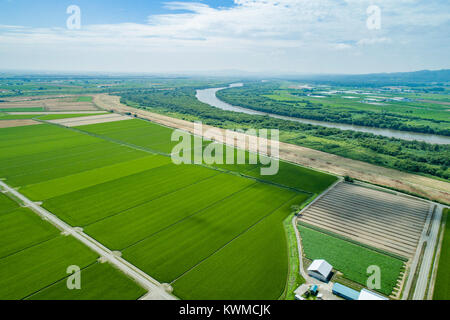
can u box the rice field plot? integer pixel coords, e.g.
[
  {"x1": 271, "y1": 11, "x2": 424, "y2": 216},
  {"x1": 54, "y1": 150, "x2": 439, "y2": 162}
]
[
  {"x1": 0, "y1": 208, "x2": 59, "y2": 259},
  {"x1": 84, "y1": 173, "x2": 256, "y2": 250},
  {"x1": 0, "y1": 142, "x2": 147, "y2": 187},
  {"x1": 21, "y1": 155, "x2": 170, "y2": 200},
  {"x1": 76, "y1": 119, "x2": 178, "y2": 154},
  {"x1": 172, "y1": 193, "x2": 309, "y2": 300},
  {"x1": 76, "y1": 96, "x2": 93, "y2": 102},
  {"x1": 26, "y1": 262, "x2": 146, "y2": 300},
  {"x1": 0, "y1": 192, "x2": 20, "y2": 216},
  {"x1": 0, "y1": 113, "x2": 39, "y2": 120},
  {"x1": 0, "y1": 107, "x2": 45, "y2": 112},
  {"x1": 78, "y1": 119, "x2": 337, "y2": 194},
  {"x1": 0, "y1": 130, "x2": 100, "y2": 161},
  {"x1": 37, "y1": 113, "x2": 106, "y2": 120},
  {"x1": 43, "y1": 162, "x2": 219, "y2": 226},
  {"x1": 298, "y1": 182, "x2": 431, "y2": 258},
  {"x1": 2, "y1": 143, "x2": 146, "y2": 187},
  {"x1": 0, "y1": 140, "x2": 117, "y2": 176},
  {"x1": 244, "y1": 159, "x2": 337, "y2": 194},
  {"x1": 0, "y1": 234, "x2": 96, "y2": 300},
  {"x1": 122, "y1": 183, "x2": 300, "y2": 283},
  {"x1": 0, "y1": 124, "x2": 151, "y2": 187},
  {"x1": 0, "y1": 123, "x2": 84, "y2": 148},
  {"x1": 0, "y1": 193, "x2": 145, "y2": 300},
  {"x1": 0, "y1": 235, "x2": 144, "y2": 300},
  {"x1": 298, "y1": 225, "x2": 404, "y2": 296}
]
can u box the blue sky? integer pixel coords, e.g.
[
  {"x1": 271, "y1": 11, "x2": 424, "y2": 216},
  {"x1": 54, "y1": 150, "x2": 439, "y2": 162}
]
[
  {"x1": 0, "y1": 0, "x2": 449, "y2": 74},
  {"x1": 0, "y1": 0, "x2": 236, "y2": 27}
]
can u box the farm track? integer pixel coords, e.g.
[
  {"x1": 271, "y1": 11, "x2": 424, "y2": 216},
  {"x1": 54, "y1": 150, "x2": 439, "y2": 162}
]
[{"x1": 92, "y1": 94, "x2": 450, "y2": 205}]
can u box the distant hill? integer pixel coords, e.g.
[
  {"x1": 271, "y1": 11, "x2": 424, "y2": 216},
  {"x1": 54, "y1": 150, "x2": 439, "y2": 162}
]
[{"x1": 293, "y1": 69, "x2": 450, "y2": 86}]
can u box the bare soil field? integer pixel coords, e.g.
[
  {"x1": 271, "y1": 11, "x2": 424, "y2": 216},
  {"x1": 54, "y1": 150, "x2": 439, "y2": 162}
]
[
  {"x1": 0, "y1": 119, "x2": 42, "y2": 128},
  {"x1": 93, "y1": 94, "x2": 450, "y2": 204},
  {"x1": 0, "y1": 96, "x2": 98, "y2": 111},
  {"x1": 47, "y1": 113, "x2": 132, "y2": 127},
  {"x1": 298, "y1": 182, "x2": 430, "y2": 258},
  {"x1": 7, "y1": 111, "x2": 107, "y2": 115}
]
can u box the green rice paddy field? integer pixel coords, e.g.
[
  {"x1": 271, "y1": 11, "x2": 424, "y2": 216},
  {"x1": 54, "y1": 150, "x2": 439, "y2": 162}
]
[
  {"x1": 0, "y1": 118, "x2": 337, "y2": 300},
  {"x1": 0, "y1": 193, "x2": 146, "y2": 300}
]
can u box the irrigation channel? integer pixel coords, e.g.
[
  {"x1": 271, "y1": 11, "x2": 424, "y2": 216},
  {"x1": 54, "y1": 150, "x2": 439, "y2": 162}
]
[{"x1": 196, "y1": 83, "x2": 450, "y2": 145}]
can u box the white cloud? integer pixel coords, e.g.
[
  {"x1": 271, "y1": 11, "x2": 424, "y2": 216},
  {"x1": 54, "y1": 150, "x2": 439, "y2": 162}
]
[
  {"x1": 357, "y1": 37, "x2": 392, "y2": 46},
  {"x1": 0, "y1": 0, "x2": 448, "y2": 73}
]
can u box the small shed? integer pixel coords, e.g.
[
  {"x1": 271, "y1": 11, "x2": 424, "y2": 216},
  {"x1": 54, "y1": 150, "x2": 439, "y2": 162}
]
[
  {"x1": 307, "y1": 259, "x2": 332, "y2": 282},
  {"x1": 332, "y1": 283, "x2": 360, "y2": 300}
]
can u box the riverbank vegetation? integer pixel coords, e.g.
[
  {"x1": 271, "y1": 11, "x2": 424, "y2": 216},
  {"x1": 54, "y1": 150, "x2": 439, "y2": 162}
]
[{"x1": 118, "y1": 87, "x2": 450, "y2": 181}]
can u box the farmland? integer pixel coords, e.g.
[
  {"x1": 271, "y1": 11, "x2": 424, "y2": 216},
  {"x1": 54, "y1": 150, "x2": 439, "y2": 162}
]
[
  {"x1": 298, "y1": 224, "x2": 405, "y2": 296},
  {"x1": 77, "y1": 119, "x2": 337, "y2": 192},
  {"x1": 0, "y1": 193, "x2": 146, "y2": 300},
  {"x1": 0, "y1": 116, "x2": 336, "y2": 300},
  {"x1": 0, "y1": 95, "x2": 100, "y2": 112},
  {"x1": 298, "y1": 182, "x2": 430, "y2": 258},
  {"x1": 433, "y1": 208, "x2": 450, "y2": 300}
]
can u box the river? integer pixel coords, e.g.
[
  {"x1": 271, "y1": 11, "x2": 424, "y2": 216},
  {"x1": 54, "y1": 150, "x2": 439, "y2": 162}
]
[{"x1": 196, "y1": 84, "x2": 450, "y2": 145}]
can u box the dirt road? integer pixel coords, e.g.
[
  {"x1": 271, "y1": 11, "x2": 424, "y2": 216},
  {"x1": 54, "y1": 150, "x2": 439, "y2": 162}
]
[{"x1": 93, "y1": 94, "x2": 450, "y2": 204}]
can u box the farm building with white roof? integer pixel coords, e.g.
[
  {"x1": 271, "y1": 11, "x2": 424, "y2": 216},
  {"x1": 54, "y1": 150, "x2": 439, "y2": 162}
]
[
  {"x1": 358, "y1": 289, "x2": 389, "y2": 300},
  {"x1": 307, "y1": 259, "x2": 333, "y2": 282}
]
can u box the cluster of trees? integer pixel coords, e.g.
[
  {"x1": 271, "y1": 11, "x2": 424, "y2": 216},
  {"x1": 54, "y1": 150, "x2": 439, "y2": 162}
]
[{"x1": 118, "y1": 87, "x2": 450, "y2": 181}]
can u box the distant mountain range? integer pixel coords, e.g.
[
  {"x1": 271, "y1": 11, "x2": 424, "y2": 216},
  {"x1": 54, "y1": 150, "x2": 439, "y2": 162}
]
[{"x1": 292, "y1": 69, "x2": 450, "y2": 86}]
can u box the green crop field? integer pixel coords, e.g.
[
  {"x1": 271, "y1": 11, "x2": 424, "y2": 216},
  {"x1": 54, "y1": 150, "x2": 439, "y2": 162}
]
[
  {"x1": 0, "y1": 114, "x2": 39, "y2": 120},
  {"x1": 298, "y1": 225, "x2": 404, "y2": 296},
  {"x1": 0, "y1": 107, "x2": 45, "y2": 112},
  {"x1": 433, "y1": 208, "x2": 450, "y2": 300},
  {"x1": 27, "y1": 262, "x2": 146, "y2": 300},
  {"x1": 122, "y1": 183, "x2": 300, "y2": 282},
  {"x1": 0, "y1": 208, "x2": 59, "y2": 258},
  {"x1": 173, "y1": 193, "x2": 309, "y2": 300},
  {"x1": 0, "y1": 116, "x2": 337, "y2": 300},
  {"x1": 0, "y1": 113, "x2": 106, "y2": 121},
  {"x1": 76, "y1": 96, "x2": 93, "y2": 102},
  {"x1": 0, "y1": 193, "x2": 19, "y2": 216},
  {"x1": 77, "y1": 119, "x2": 178, "y2": 154},
  {"x1": 0, "y1": 192, "x2": 145, "y2": 300},
  {"x1": 77, "y1": 119, "x2": 338, "y2": 194},
  {"x1": 84, "y1": 173, "x2": 255, "y2": 249},
  {"x1": 37, "y1": 113, "x2": 106, "y2": 120}
]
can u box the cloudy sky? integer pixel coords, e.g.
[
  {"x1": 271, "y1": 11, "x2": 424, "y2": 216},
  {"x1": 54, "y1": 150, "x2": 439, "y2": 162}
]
[{"x1": 0, "y1": 0, "x2": 449, "y2": 74}]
